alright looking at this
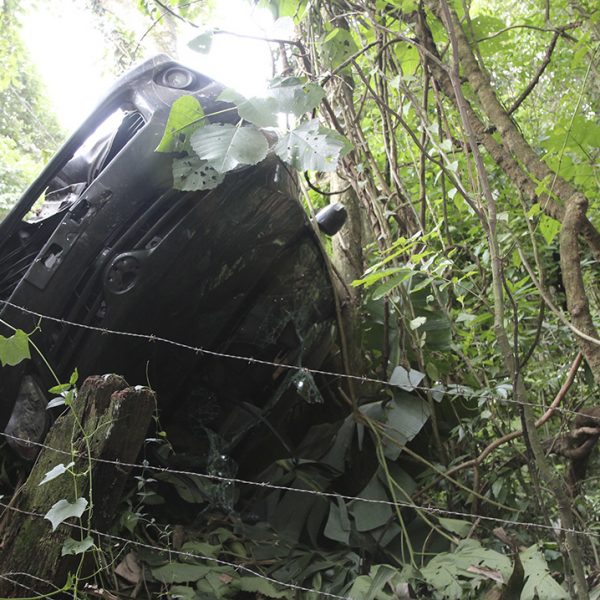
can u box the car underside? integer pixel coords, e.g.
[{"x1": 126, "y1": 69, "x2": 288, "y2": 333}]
[{"x1": 0, "y1": 56, "x2": 339, "y2": 470}]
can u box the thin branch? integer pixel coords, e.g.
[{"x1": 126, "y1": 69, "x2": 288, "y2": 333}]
[
  {"x1": 508, "y1": 30, "x2": 560, "y2": 114},
  {"x1": 518, "y1": 248, "x2": 600, "y2": 347},
  {"x1": 476, "y1": 22, "x2": 579, "y2": 44},
  {"x1": 303, "y1": 173, "x2": 351, "y2": 196},
  {"x1": 442, "y1": 352, "x2": 583, "y2": 479}
]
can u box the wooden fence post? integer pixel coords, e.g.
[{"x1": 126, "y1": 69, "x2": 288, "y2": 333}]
[{"x1": 0, "y1": 374, "x2": 155, "y2": 597}]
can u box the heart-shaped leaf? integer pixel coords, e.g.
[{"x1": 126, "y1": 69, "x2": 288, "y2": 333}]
[
  {"x1": 267, "y1": 77, "x2": 325, "y2": 116},
  {"x1": 172, "y1": 155, "x2": 224, "y2": 191},
  {"x1": 44, "y1": 497, "x2": 88, "y2": 531},
  {"x1": 275, "y1": 119, "x2": 343, "y2": 172},
  {"x1": 0, "y1": 329, "x2": 30, "y2": 366},
  {"x1": 218, "y1": 89, "x2": 279, "y2": 128},
  {"x1": 156, "y1": 95, "x2": 206, "y2": 153},
  {"x1": 191, "y1": 123, "x2": 269, "y2": 173}
]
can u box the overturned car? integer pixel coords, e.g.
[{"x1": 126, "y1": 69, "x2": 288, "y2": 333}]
[{"x1": 0, "y1": 56, "x2": 342, "y2": 468}]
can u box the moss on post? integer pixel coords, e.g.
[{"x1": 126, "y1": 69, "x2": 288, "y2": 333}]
[{"x1": 0, "y1": 374, "x2": 155, "y2": 597}]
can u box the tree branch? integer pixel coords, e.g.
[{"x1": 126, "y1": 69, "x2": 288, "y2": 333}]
[{"x1": 508, "y1": 30, "x2": 560, "y2": 114}]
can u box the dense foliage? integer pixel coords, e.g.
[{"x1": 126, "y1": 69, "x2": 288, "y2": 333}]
[
  {"x1": 0, "y1": 0, "x2": 599, "y2": 598},
  {"x1": 0, "y1": 0, "x2": 63, "y2": 215}
]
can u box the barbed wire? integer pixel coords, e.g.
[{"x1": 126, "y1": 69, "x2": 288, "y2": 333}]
[
  {"x1": 0, "y1": 299, "x2": 592, "y2": 422},
  {"x1": 1, "y1": 429, "x2": 598, "y2": 542},
  {"x1": 0, "y1": 576, "x2": 45, "y2": 598},
  {"x1": 0, "y1": 502, "x2": 353, "y2": 600}
]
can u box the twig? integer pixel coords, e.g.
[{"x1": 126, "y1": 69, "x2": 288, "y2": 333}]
[
  {"x1": 518, "y1": 248, "x2": 600, "y2": 347},
  {"x1": 508, "y1": 30, "x2": 560, "y2": 114},
  {"x1": 440, "y1": 352, "x2": 582, "y2": 480},
  {"x1": 304, "y1": 173, "x2": 351, "y2": 196}
]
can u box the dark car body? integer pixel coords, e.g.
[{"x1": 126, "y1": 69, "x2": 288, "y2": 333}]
[{"x1": 0, "y1": 56, "x2": 336, "y2": 464}]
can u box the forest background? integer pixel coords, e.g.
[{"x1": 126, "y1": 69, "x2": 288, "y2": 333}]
[{"x1": 0, "y1": 0, "x2": 599, "y2": 598}]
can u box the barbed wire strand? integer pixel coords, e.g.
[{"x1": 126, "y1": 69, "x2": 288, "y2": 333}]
[
  {"x1": 0, "y1": 574, "x2": 48, "y2": 598},
  {"x1": 0, "y1": 502, "x2": 353, "y2": 600},
  {"x1": 1, "y1": 430, "x2": 598, "y2": 542},
  {"x1": 0, "y1": 299, "x2": 591, "y2": 421}
]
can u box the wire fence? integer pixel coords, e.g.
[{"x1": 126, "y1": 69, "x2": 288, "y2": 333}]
[
  {"x1": 0, "y1": 501, "x2": 353, "y2": 599},
  {"x1": 0, "y1": 298, "x2": 593, "y2": 422},
  {"x1": 0, "y1": 429, "x2": 598, "y2": 542},
  {"x1": 0, "y1": 298, "x2": 598, "y2": 598}
]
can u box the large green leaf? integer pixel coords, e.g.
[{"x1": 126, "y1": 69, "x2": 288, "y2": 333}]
[
  {"x1": 267, "y1": 77, "x2": 325, "y2": 116},
  {"x1": 322, "y1": 28, "x2": 358, "y2": 68},
  {"x1": 520, "y1": 545, "x2": 569, "y2": 600},
  {"x1": 421, "y1": 539, "x2": 512, "y2": 600},
  {"x1": 360, "y1": 392, "x2": 430, "y2": 460},
  {"x1": 324, "y1": 496, "x2": 352, "y2": 543},
  {"x1": 348, "y1": 472, "x2": 393, "y2": 532},
  {"x1": 275, "y1": 119, "x2": 343, "y2": 172},
  {"x1": 235, "y1": 576, "x2": 293, "y2": 598},
  {"x1": 190, "y1": 123, "x2": 269, "y2": 173},
  {"x1": 0, "y1": 329, "x2": 30, "y2": 366},
  {"x1": 152, "y1": 562, "x2": 210, "y2": 584},
  {"x1": 44, "y1": 498, "x2": 88, "y2": 532},
  {"x1": 539, "y1": 214, "x2": 561, "y2": 244},
  {"x1": 172, "y1": 155, "x2": 224, "y2": 191},
  {"x1": 218, "y1": 89, "x2": 279, "y2": 128},
  {"x1": 156, "y1": 95, "x2": 205, "y2": 153}
]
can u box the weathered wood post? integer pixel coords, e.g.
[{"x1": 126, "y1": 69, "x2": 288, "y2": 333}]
[{"x1": 0, "y1": 374, "x2": 155, "y2": 597}]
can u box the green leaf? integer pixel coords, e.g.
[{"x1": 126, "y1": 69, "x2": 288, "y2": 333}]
[
  {"x1": 318, "y1": 125, "x2": 353, "y2": 157},
  {"x1": 349, "y1": 473, "x2": 393, "y2": 532},
  {"x1": 389, "y1": 365, "x2": 425, "y2": 391},
  {"x1": 267, "y1": 77, "x2": 325, "y2": 116},
  {"x1": 520, "y1": 545, "x2": 569, "y2": 599},
  {"x1": 321, "y1": 28, "x2": 358, "y2": 68},
  {"x1": 324, "y1": 496, "x2": 352, "y2": 543},
  {"x1": 218, "y1": 89, "x2": 279, "y2": 128},
  {"x1": 169, "y1": 586, "x2": 198, "y2": 600},
  {"x1": 539, "y1": 214, "x2": 561, "y2": 244},
  {"x1": 360, "y1": 393, "x2": 431, "y2": 459},
  {"x1": 156, "y1": 95, "x2": 206, "y2": 153},
  {"x1": 172, "y1": 155, "x2": 224, "y2": 191},
  {"x1": 181, "y1": 541, "x2": 221, "y2": 558},
  {"x1": 188, "y1": 30, "x2": 213, "y2": 54},
  {"x1": 394, "y1": 43, "x2": 420, "y2": 76},
  {"x1": 409, "y1": 316, "x2": 427, "y2": 330},
  {"x1": 437, "y1": 517, "x2": 471, "y2": 537},
  {"x1": 353, "y1": 267, "x2": 409, "y2": 289},
  {"x1": 527, "y1": 203, "x2": 541, "y2": 219},
  {"x1": 68, "y1": 369, "x2": 79, "y2": 386},
  {"x1": 39, "y1": 462, "x2": 75, "y2": 486},
  {"x1": 0, "y1": 329, "x2": 30, "y2": 366},
  {"x1": 48, "y1": 382, "x2": 71, "y2": 394},
  {"x1": 371, "y1": 270, "x2": 412, "y2": 299},
  {"x1": 44, "y1": 497, "x2": 88, "y2": 531},
  {"x1": 152, "y1": 562, "x2": 210, "y2": 584},
  {"x1": 348, "y1": 564, "x2": 399, "y2": 600},
  {"x1": 421, "y1": 539, "x2": 512, "y2": 600},
  {"x1": 61, "y1": 535, "x2": 94, "y2": 556},
  {"x1": 275, "y1": 119, "x2": 343, "y2": 172},
  {"x1": 236, "y1": 576, "x2": 292, "y2": 598},
  {"x1": 190, "y1": 123, "x2": 269, "y2": 173}
]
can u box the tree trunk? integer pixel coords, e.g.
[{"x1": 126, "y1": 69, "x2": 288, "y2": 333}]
[{"x1": 0, "y1": 375, "x2": 155, "y2": 597}]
